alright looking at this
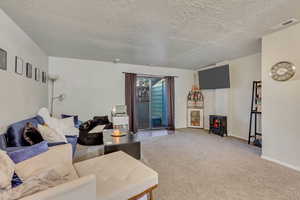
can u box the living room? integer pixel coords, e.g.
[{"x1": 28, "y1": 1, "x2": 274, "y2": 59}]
[{"x1": 1, "y1": 1, "x2": 300, "y2": 200}]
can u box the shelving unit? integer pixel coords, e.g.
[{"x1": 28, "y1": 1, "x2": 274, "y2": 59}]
[
  {"x1": 187, "y1": 86, "x2": 204, "y2": 128},
  {"x1": 248, "y1": 81, "x2": 262, "y2": 146}
]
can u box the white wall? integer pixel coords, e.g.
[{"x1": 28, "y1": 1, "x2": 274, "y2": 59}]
[
  {"x1": 262, "y1": 23, "x2": 300, "y2": 170},
  {"x1": 199, "y1": 53, "x2": 261, "y2": 139},
  {"x1": 227, "y1": 54, "x2": 262, "y2": 139},
  {"x1": 49, "y1": 57, "x2": 194, "y2": 128},
  {"x1": 202, "y1": 90, "x2": 215, "y2": 130},
  {"x1": 0, "y1": 9, "x2": 48, "y2": 132}
]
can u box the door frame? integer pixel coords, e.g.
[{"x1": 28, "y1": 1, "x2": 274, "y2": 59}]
[{"x1": 136, "y1": 75, "x2": 168, "y2": 130}]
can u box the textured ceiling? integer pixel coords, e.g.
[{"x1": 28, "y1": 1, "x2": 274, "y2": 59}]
[{"x1": 1, "y1": 0, "x2": 300, "y2": 69}]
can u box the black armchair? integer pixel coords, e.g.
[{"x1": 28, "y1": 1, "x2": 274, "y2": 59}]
[{"x1": 78, "y1": 116, "x2": 113, "y2": 146}]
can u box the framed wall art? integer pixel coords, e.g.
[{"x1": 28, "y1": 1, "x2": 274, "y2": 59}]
[
  {"x1": 34, "y1": 67, "x2": 40, "y2": 81},
  {"x1": 0, "y1": 48, "x2": 7, "y2": 71},
  {"x1": 42, "y1": 71, "x2": 47, "y2": 83},
  {"x1": 15, "y1": 56, "x2": 24, "y2": 75},
  {"x1": 26, "y1": 63, "x2": 33, "y2": 78}
]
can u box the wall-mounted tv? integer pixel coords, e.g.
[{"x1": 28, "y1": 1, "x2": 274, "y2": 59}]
[{"x1": 198, "y1": 65, "x2": 230, "y2": 89}]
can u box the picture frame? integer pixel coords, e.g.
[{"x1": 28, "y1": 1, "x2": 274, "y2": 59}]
[
  {"x1": 0, "y1": 48, "x2": 7, "y2": 71},
  {"x1": 15, "y1": 56, "x2": 24, "y2": 75},
  {"x1": 26, "y1": 63, "x2": 32, "y2": 78},
  {"x1": 187, "y1": 108, "x2": 204, "y2": 128},
  {"x1": 34, "y1": 67, "x2": 40, "y2": 81},
  {"x1": 42, "y1": 71, "x2": 47, "y2": 83}
]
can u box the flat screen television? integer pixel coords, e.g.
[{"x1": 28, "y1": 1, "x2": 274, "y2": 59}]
[{"x1": 198, "y1": 65, "x2": 230, "y2": 89}]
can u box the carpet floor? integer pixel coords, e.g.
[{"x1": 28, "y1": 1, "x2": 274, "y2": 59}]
[{"x1": 141, "y1": 129, "x2": 300, "y2": 200}]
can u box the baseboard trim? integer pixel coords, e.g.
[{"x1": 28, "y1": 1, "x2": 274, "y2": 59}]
[
  {"x1": 261, "y1": 155, "x2": 300, "y2": 172},
  {"x1": 229, "y1": 135, "x2": 248, "y2": 141}
]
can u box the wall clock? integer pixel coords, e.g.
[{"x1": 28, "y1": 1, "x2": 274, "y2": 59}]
[{"x1": 270, "y1": 61, "x2": 296, "y2": 81}]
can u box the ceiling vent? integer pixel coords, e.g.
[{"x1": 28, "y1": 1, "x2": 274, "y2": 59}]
[{"x1": 272, "y1": 18, "x2": 299, "y2": 30}]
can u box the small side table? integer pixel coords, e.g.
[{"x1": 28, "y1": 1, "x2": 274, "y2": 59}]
[{"x1": 103, "y1": 129, "x2": 141, "y2": 160}]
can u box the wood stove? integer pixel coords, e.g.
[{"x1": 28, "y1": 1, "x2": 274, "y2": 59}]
[{"x1": 209, "y1": 115, "x2": 227, "y2": 137}]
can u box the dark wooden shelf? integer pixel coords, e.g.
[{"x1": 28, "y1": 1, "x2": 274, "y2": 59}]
[
  {"x1": 251, "y1": 111, "x2": 262, "y2": 114},
  {"x1": 248, "y1": 81, "x2": 262, "y2": 147}
]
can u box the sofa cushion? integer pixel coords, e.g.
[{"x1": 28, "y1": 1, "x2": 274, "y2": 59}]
[
  {"x1": 0, "y1": 166, "x2": 72, "y2": 200},
  {"x1": 15, "y1": 144, "x2": 78, "y2": 182},
  {"x1": 7, "y1": 141, "x2": 49, "y2": 164},
  {"x1": 0, "y1": 150, "x2": 15, "y2": 189},
  {"x1": 6, "y1": 117, "x2": 41, "y2": 147},
  {"x1": 74, "y1": 151, "x2": 158, "y2": 200},
  {"x1": 38, "y1": 125, "x2": 67, "y2": 144},
  {"x1": 7, "y1": 141, "x2": 49, "y2": 188}
]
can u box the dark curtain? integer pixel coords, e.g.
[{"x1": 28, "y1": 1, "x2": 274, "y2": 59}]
[
  {"x1": 166, "y1": 76, "x2": 175, "y2": 130},
  {"x1": 125, "y1": 73, "x2": 138, "y2": 133}
]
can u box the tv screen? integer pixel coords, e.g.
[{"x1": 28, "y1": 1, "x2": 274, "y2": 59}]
[{"x1": 198, "y1": 65, "x2": 230, "y2": 89}]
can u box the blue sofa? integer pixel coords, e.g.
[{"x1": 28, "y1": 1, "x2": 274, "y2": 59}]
[{"x1": 0, "y1": 116, "x2": 78, "y2": 154}]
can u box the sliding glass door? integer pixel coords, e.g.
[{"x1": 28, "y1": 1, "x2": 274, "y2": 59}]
[
  {"x1": 136, "y1": 76, "x2": 168, "y2": 130},
  {"x1": 136, "y1": 77, "x2": 151, "y2": 129},
  {"x1": 151, "y1": 77, "x2": 168, "y2": 129}
]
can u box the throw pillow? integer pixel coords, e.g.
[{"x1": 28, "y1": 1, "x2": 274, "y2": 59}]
[
  {"x1": 37, "y1": 125, "x2": 67, "y2": 144},
  {"x1": 64, "y1": 126, "x2": 79, "y2": 136},
  {"x1": 47, "y1": 117, "x2": 79, "y2": 136},
  {"x1": 60, "y1": 117, "x2": 75, "y2": 129},
  {"x1": 23, "y1": 123, "x2": 44, "y2": 146},
  {"x1": 0, "y1": 150, "x2": 15, "y2": 189},
  {"x1": 47, "y1": 117, "x2": 63, "y2": 135},
  {"x1": 15, "y1": 144, "x2": 77, "y2": 182},
  {"x1": 59, "y1": 117, "x2": 79, "y2": 136},
  {"x1": 61, "y1": 114, "x2": 79, "y2": 127},
  {"x1": 37, "y1": 107, "x2": 51, "y2": 125},
  {"x1": 88, "y1": 125, "x2": 106, "y2": 134},
  {"x1": 7, "y1": 141, "x2": 49, "y2": 164}
]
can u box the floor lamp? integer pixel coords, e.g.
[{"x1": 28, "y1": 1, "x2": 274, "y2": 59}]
[{"x1": 49, "y1": 74, "x2": 65, "y2": 116}]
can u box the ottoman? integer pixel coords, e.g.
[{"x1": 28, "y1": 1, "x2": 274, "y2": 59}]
[{"x1": 74, "y1": 151, "x2": 158, "y2": 200}]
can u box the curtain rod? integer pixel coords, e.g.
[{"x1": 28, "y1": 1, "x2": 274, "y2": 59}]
[{"x1": 122, "y1": 72, "x2": 178, "y2": 78}]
